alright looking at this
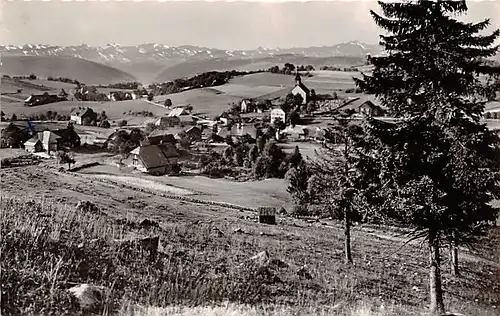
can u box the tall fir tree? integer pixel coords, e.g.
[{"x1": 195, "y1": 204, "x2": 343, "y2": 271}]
[{"x1": 355, "y1": 1, "x2": 500, "y2": 314}]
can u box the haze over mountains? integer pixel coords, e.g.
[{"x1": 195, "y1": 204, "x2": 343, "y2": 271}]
[
  {"x1": 1, "y1": 42, "x2": 382, "y2": 83},
  {"x1": 2, "y1": 41, "x2": 498, "y2": 84}
]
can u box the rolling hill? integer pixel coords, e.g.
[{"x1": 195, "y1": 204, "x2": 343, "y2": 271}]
[
  {"x1": 153, "y1": 55, "x2": 365, "y2": 83},
  {"x1": 1, "y1": 56, "x2": 137, "y2": 85}
]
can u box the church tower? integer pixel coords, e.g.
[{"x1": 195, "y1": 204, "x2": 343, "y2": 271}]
[{"x1": 295, "y1": 72, "x2": 302, "y2": 86}]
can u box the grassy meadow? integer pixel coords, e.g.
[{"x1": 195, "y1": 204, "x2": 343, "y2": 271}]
[{"x1": 1, "y1": 191, "x2": 499, "y2": 316}]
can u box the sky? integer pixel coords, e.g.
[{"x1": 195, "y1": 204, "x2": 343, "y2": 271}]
[{"x1": 1, "y1": 1, "x2": 500, "y2": 50}]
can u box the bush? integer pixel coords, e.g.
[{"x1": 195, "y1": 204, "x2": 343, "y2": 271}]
[{"x1": 118, "y1": 120, "x2": 128, "y2": 127}]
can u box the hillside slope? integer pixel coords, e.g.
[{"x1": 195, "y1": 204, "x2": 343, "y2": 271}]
[
  {"x1": 1, "y1": 56, "x2": 137, "y2": 85},
  {"x1": 154, "y1": 56, "x2": 365, "y2": 83}
]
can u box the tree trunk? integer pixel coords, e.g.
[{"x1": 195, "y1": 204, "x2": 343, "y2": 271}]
[
  {"x1": 344, "y1": 209, "x2": 352, "y2": 264},
  {"x1": 450, "y1": 238, "x2": 459, "y2": 276},
  {"x1": 429, "y1": 235, "x2": 445, "y2": 315}
]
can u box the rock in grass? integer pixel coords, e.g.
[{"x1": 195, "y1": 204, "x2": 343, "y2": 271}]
[
  {"x1": 250, "y1": 250, "x2": 270, "y2": 266},
  {"x1": 68, "y1": 284, "x2": 105, "y2": 313}
]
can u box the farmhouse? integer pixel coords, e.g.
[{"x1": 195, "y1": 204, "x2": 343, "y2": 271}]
[
  {"x1": 70, "y1": 107, "x2": 97, "y2": 125},
  {"x1": 337, "y1": 97, "x2": 385, "y2": 117},
  {"x1": 270, "y1": 108, "x2": 286, "y2": 124},
  {"x1": 24, "y1": 130, "x2": 61, "y2": 154},
  {"x1": 53, "y1": 128, "x2": 81, "y2": 148},
  {"x1": 154, "y1": 116, "x2": 181, "y2": 128},
  {"x1": 291, "y1": 73, "x2": 310, "y2": 105},
  {"x1": 24, "y1": 94, "x2": 62, "y2": 107},
  {"x1": 129, "y1": 143, "x2": 179, "y2": 175}
]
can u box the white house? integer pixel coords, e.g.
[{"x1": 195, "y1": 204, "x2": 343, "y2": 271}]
[
  {"x1": 240, "y1": 99, "x2": 255, "y2": 113},
  {"x1": 270, "y1": 108, "x2": 286, "y2": 124}
]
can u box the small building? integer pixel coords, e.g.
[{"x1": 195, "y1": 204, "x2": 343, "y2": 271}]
[
  {"x1": 291, "y1": 73, "x2": 310, "y2": 105},
  {"x1": 258, "y1": 207, "x2": 277, "y2": 225},
  {"x1": 24, "y1": 94, "x2": 62, "y2": 107},
  {"x1": 70, "y1": 107, "x2": 97, "y2": 125},
  {"x1": 240, "y1": 99, "x2": 255, "y2": 113},
  {"x1": 24, "y1": 137, "x2": 43, "y2": 153},
  {"x1": 270, "y1": 108, "x2": 286, "y2": 124},
  {"x1": 185, "y1": 126, "x2": 202, "y2": 142},
  {"x1": 280, "y1": 125, "x2": 309, "y2": 141},
  {"x1": 129, "y1": 144, "x2": 179, "y2": 175},
  {"x1": 24, "y1": 130, "x2": 61, "y2": 154},
  {"x1": 337, "y1": 97, "x2": 385, "y2": 117},
  {"x1": 154, "y1": 116, "x2": 181, "y2": 128}
]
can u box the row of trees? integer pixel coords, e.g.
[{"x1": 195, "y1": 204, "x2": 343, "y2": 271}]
[
  {"x1": 287, "y1": 2, "x2": 500, "y2": 315},
  {"x1": 149, "y1": 71, "x2": 253, "y2": 96},
  {"x1": 267, "y1": 63, "x2": 315, "y2": 75}
]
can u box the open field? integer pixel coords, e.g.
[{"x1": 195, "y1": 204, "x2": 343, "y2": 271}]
[
  {"x1": 2, "y1": 55, "x2": 137, "y2": 85},
  {"x1": 1, "y1": 164, "x2": 499, "y2": 315},
  {"x1": 1, "y1": 99, "x2": 167, "y2": 126},
  {"x1": 79, "y1": 164, "x2": 292, "y2": 209}
]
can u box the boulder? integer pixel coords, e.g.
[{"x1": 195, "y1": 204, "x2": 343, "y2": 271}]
[
  {"x1": 250, "y1": 250, "x2": 270, "y2": 266},
  {"x1": 68, "y1": 284, "x2": 105, "y2": 313}
]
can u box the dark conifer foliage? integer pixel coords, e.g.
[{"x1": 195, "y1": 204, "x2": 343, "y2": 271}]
[{"x1": 355, "y1": 1, "x2": 500, "y2": 314}]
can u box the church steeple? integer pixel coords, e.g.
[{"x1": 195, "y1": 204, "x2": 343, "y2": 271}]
[{"x1": 295, "y1": 71, "x2": 301, "y2": 85}]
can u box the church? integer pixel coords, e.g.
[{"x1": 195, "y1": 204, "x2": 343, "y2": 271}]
[{"x1": 291, "y1": 72, "x2": 310, "y2": 105}]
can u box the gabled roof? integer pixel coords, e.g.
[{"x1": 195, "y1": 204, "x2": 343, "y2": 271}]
[
  {"x1": 294, "y1": 82, "x2": 310, "y2": 94},
  {"x1": 271, "y1": 108, "x2": 285, "y2": 114},
  {"x1": 231, "y1": 124, "x2": 257, "y2": 139},
  {"x1": 24, "y1": 135, "x2": 43, "y2": 145},
  {"x1": 130, "y1": 144, "x2": 174, "y2": 170},
  {"x1": 336, "y1": 96, "x2": 382, "y2": 112},
  {"x1": 185, "y1": 126, "x2": 201, "y2": 134},
  {"x1": 168, "y1": 108, "x2": 189, "y2": 117},
  {"x1": 41, "y1": 130, "x2": 61, "y2": 144},
  {"x1": 179, "y1": 115, "x2": 196, "y2": 123},
  {"x1": 70, "y1": 107, "x2": 94, "y2": 118}
]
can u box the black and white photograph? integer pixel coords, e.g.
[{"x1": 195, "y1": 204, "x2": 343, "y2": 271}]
[{"x1": 1, "y1": 0, "x2": 500, "y2": 315}]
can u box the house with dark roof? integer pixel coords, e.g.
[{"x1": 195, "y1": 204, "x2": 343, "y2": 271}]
[
  {"x1": 24, "y1": 94, "x2": 63, "y2": 107},
  {"x1": 147, "y1": 129, "x2": 178, "y2": 145},
  {"x1": 154, "y1": 116, "x2": 181, "y2": 128},
  {"x1": 291, "y1": 73, "x2": 310, "y2": 105},
  {"x1": 129, "y1": 143, "x2": 179, "y2": 175},
  {"x1": 70, "y1": 107, "x2": 97, "y2": 125},
  {"x1": 24, "y1": 130, "x2": 61, "y2": 154},
  {"x1": 336, "y1": 97, "x2": 385, "y2": 117}
]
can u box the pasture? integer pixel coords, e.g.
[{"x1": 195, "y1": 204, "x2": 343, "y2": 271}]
[
  {"x1": 1, "y1": 164, "x2": 499, "y2": 316},
  {"x1": 1, "y1": 99, "x2": 167, "y2": 126}
]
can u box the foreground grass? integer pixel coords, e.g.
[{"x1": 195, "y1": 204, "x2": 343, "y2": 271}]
[{"x1": 1, "y1": 195, "x2": 498, "y2": 315}]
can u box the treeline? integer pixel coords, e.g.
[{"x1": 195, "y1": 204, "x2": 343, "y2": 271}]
[
  {"x1": 98, "y1": 82, "x2": 141, "y2": 90},
  {"x1": 267, "y1": 63, "x2": 315, "y2": 75},
  {"x1": 320, "y1": 66, "x2": 361, "y2": 72},
  {"x1": 47, "y1": 76, "x2": 80, "y2": 84},
  {"x1": 149, "y1": 70, "x2": 256, "y2": 96}
]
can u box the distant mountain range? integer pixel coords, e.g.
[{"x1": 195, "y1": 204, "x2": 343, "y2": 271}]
[
  {"x1": 2, "y1": 42, "x2": 498, "y2": 84},
  {"x1": 0, "y1": 41, "x2": 382, "y2": 65}
]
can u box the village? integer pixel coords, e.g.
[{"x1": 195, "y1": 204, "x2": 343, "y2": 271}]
[{"x1": 0, "y1": 71, "x2": 399, "y2": 177}]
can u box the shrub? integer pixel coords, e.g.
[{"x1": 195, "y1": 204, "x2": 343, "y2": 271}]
[{"x1": 118, "y1": 120, "x2": 128, "y2": 127}]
